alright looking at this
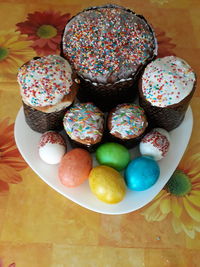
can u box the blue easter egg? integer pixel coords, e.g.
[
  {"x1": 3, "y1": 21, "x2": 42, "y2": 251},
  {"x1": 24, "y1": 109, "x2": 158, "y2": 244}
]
[{"x1": 125, "y1": 156, "x2": 160, "y2": 191}]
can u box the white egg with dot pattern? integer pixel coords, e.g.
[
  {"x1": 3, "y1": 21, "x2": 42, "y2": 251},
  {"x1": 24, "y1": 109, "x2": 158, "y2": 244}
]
[
  {"x1": 38, "y1": 131, "x2": 66, "y2": 164},
  {"x1": 139, "y1": 128, "x2": 170, "y2": 161}
]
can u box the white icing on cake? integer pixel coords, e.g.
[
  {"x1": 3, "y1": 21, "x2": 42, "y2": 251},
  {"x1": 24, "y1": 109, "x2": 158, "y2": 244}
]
[
  {"x1": 18, "y1": 55, "x2": 73, "y2": 107},
  {"x1": 142, "y1": 56, "x2": 195, "y2": 107},
  {"x1": 63, "y1": 103, "x2": 104, "y2": 142},
  {"x1": 110, "y1": 104, "x2": 147, "y2": 139}
]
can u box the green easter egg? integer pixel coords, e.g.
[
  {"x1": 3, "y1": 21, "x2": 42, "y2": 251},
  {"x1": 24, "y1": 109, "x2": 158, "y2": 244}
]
[{"x1": 96, "y1": 142, "x2": 131, "y2": 171}]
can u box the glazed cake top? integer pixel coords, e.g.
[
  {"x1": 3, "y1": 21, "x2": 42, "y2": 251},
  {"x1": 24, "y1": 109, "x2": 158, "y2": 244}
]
[
  {"x1": 18, "y1": 55, "x2": 73, "y2": 107},
  {"x1": 142, "y1": 56, "x2": 196, "y2": 107},
  {"x1": 63, "y1": 5, "x2": 156, "y2": 84},
  {"x1": 109, "y1": 104, "x2": 147, "y2": 139},
  {"x1": 63, "y1": 103, "x2": 104, "y2": 144}
]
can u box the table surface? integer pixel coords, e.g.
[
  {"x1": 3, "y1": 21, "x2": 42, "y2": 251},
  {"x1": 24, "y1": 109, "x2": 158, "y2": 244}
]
[{"x1": 0, "y1": 0, "x2": 200, "y2": 266}]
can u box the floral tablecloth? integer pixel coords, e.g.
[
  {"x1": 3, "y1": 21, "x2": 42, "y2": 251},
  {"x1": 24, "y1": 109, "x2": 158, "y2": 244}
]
[{"x1": 0, "y1": 0, "x2": 200, "y2": 266}]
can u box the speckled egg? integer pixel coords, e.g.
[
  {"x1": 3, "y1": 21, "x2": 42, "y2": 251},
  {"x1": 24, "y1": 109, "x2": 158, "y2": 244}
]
[
  {"x1": 58, "y1": 148, "x2": 92, "y2": 187},
  {"x1": 38, "y1": 131, "x2": 66, "y2": 164},
  {"x1": 125, "y1": 156, "x2": 160, "y2": 191},
  {"x1": 96, "y1": 142, "x2": 131, "y2": 171},
  {"x1": 139, "y1": 128, "x2": 170, "y2": 161},
  {"x1": 89, "y1": 165, "x2": 126, "y2": 204}
]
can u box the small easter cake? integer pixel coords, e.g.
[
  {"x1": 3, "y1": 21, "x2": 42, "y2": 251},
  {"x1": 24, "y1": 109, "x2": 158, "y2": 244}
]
[
  {"x1": 62, "y1": 4, "x2": 157, "y2": 111},
  {"x1": 139, "y1": 56, "x2": 196, "y2": 130},
  {"x1": 17, "y1": 55, "x2": 78, "y2": 133},
  {"x1": 63, "y1": 103, "x2": 104, "y2": 151},
  {"x1": 107, "y1": 103, "x2": 148, "y2": 148}
]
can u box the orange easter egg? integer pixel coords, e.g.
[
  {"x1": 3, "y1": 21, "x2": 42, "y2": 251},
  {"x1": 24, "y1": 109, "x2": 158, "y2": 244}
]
[{"x1": 58, "y1": 148, "x2": 92, "y2": 187}]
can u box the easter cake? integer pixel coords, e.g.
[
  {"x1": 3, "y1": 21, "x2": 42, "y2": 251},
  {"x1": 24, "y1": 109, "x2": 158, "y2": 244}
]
[
  {"x1": 16, "y1": 4, "x2": 197, "y2": 208},
  {"x1": 107, "y1": 103, "x2": 148, "y2": 148},
  {"x1": 139, "y1": 56, "x2": 196, "y2": 130},
  {"x1": 62, "y1": 4, "x2": 157, "y2": 111},
  {"x1": 17, "y1": 55, "x2": 79, "y2": 133},
  {"x1": 63, "y1": 102, "x2": 104, "y2": 152}
]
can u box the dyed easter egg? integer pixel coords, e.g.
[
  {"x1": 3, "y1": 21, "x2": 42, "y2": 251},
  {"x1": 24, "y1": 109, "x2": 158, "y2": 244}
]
[
  {"x1": 125, "y1": 156, "x2": 160, "y2": 191},
  {"x1": 58, "y1": 148, "x2": 92, "y2": 187},
  {"x1": 139, "y1": 128, "x2": 170, "y2": 161},
  {"x1": 96, "y1": 142, "x2": 130, "y2": 171},
  {"x1": 89, "y1": 165, "x2": 126, "y2": 204},
  {"x1": 38, "y1": 131, "x2": 66, "y2": 164}
]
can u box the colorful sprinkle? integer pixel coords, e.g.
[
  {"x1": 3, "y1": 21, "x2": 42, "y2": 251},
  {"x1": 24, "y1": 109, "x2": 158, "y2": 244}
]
[
  {"x1": 18, "y1": 55, "x2": 73, "y2": 107},
  {"x1": 141, "y1": 129, "x2": 170, "y2": 157},
  {"x1": 63, "y1": 103, "x2": 104, "y2": 143},
  {"x1": 109, "y1": 104, "x2": 147, "y2": 139},
  {"x1": 39, "y1": 131, "x2": 65, "y2": 148},
  {"x1": 63, "y1": 6, "x2": 156, "y2": 84},
  {"x1": 142, "y1": 56, "x2": 196, "y2": 107}
]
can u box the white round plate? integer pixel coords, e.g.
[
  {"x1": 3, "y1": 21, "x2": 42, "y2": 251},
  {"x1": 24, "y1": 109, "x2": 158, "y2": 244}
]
[{"x1": 14, "y1": 106, "x2": 193, "y2": 215}]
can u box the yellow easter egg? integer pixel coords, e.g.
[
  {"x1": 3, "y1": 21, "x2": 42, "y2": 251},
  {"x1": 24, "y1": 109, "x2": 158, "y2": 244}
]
[{"x1": 89, "y1": 165, "x2": 126, "y2": 204}]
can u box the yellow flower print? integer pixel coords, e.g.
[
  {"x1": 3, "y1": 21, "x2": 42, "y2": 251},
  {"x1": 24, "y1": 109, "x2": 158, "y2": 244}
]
[
  {"x1": 141, "y1": 144, "x2": 200, "y2": 239},
  {"x1": 0, "y1": 30, "x2": 35, "y2": 75}
]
